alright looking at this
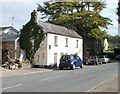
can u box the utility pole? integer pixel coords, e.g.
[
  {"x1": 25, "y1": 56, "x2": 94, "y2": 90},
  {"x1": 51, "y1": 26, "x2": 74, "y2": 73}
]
[{"x1": 12, "y1": 16, "x2": 15, "y2": 26}]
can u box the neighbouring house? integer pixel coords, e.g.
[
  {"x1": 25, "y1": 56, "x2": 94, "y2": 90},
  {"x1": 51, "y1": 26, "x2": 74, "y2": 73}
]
[
  {"x1": 0, "y1": 26, "x2": 20, "y2": 64},
  {"x1": 33, "y1": 21, "x2": 83, "y2": 67}
]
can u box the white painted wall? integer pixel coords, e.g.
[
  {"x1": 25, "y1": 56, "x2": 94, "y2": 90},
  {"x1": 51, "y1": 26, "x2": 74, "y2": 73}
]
[
  {"x1": 47, "y1": 33, "x2": 83, "y2": 67},
  {"x1": 33, "y1": 33, "x2": 83, "y2": 67}
]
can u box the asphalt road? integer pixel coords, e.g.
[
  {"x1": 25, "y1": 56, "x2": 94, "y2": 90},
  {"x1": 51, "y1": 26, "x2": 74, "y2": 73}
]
[{"x1": 1, "y1": 62, "x2": 118, "y2": 92}]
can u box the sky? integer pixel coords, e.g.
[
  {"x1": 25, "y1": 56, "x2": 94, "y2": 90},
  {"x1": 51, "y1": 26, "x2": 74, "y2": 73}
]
[{"x1": 0, "y1": 0, "x2": 119, "y2": 36}]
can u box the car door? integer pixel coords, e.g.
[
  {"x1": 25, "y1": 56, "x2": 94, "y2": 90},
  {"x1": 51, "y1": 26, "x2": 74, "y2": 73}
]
[{"x1": 74, "y1": 55, "x2": 81, "y2": 66}]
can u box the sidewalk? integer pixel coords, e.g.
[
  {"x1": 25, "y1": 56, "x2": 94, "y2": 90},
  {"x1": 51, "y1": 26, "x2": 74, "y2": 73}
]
[
  {"x1": 88, "y1": 75, "x2": 119, "y2": 92},
  {"x1": 0, "y1": 63, "x2": 52, "y2": 78}
]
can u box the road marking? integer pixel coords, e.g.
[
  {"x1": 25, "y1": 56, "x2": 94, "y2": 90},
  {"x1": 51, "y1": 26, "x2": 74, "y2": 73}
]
[
  {"x1": 86, "y1": 74, "x2": 118, "y2": 92},
  {"x1": 0, "y1": 84, "x2": 23, "y2": 91},
  {"x1": 40, "y1": 75, "x2": 65, "y2": 82},
  {"x1": 2, "y1": 70, "x2": 53, "y2": 78},
  {"x1": 23, "y1": 71, "x2": 43, "y2": 74}
]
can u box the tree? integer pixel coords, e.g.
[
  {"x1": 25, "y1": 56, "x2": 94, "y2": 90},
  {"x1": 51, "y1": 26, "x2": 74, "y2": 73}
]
[
  {"x1": 19, "y1": 10, "x2": 45, "y2": 66},
  {"x1": 37, "y1": 1, "x2": 112, "y2": 58},
  {"x1": 37, "y1": 1, "x2": 111, "y2": 40}
]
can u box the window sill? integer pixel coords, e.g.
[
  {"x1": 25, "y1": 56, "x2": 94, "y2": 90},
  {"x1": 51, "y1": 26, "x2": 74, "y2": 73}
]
[{"x1": 54, "y1": 45, "x2": 58, "y2": 47}]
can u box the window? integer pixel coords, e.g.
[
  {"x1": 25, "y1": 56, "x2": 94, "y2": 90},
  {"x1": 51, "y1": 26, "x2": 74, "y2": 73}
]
[
  {"x1": 54, "y1": 53, "x2": 57, "y2": 64},
  {"x1": 76, "y1": 40, "x2": 78, "y2": 48},
  {"x1": 65, "y1": 38, "x2": 68, "y2": 47},
  {"x1": 42, "y1": 53, "x2": 44, "y2": 62},
  {"x1": 54, "y1": 36, "x2": 58, "y2": 46},
  {"x1": 61, "y1": 53, "x2": 64, "y2": 57},
  {"x1": 74, "y1": 55, "x2": 80, "y2": 59}
]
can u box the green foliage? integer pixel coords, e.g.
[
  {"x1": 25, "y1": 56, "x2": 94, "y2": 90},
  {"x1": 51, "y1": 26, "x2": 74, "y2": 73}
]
[
  {"x1": 19, "y1": 10, "x2": 45, "y2": 64},
  {"x1": 88, "y1": 29, "x2": 106, "y2": 40},
  {"x1": 37, "y1": 1, "x2": 111, "y2": 40},
  {"x1": 107, "y1": 35, "x2": 120, "y2": 45},
  {"x1": 114, "y1": 48, "x2": 120, "y2": 55}
]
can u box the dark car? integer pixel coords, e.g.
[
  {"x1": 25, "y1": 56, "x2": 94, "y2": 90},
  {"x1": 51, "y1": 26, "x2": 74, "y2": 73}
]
[
  {"x1": 59, "y1": 54, "x2": 83, "y2": 70},
  {"x1": 115, "y1": 55, "x2": 120, "y2": 60}
]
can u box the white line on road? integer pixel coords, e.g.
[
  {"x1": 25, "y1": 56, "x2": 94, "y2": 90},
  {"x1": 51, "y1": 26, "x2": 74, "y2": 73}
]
[
  {"x1": 86, "y1": 74, "x2": 118, "y2": 92},
  {"x1": 0, "y1": 84, "x2": 23, "y2": 91},
  {"x1": 23, "y1": 71, "x2": 43, "y2": 74},
  {"x1": 40, "y1": 75, "x2": 66, "y2": 82}
]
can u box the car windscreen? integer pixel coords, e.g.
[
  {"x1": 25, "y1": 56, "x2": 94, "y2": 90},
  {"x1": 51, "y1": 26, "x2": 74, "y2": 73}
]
[{"x1": 61, "y1": 55, "x2": 70, "y2": 60}]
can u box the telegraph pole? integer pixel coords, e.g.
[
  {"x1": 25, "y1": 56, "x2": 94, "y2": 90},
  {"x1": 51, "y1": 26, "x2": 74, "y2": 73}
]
[{"x1": 12, "y1": 16, "x2": 15, "y2": 26}]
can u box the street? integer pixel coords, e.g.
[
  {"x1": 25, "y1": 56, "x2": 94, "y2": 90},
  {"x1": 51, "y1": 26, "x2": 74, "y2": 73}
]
[{"x1": 1, "y1": 62, "x2": 118, "y2": 92}]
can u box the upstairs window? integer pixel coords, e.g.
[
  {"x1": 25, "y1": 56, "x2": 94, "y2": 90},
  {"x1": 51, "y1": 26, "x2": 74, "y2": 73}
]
[
  {"x1": 76, "y1": 40, "x2": 78, "y2": 48},
  {"x1": 65, "y1": 38, "x2": 68, "y2": 47},
  {"x1": 54, "y1": 36, "x2": 58, "y2": 46}
]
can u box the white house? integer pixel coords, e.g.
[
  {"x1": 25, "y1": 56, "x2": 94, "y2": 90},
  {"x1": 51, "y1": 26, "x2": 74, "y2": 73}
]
[{"x1": 33, "y1": 21, "x2": 83, "y2": 67}]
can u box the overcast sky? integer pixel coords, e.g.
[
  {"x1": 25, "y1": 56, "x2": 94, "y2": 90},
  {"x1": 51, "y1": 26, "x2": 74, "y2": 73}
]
[{"x1": 0, "y1": 0, "x2": 118, "y2": 36}]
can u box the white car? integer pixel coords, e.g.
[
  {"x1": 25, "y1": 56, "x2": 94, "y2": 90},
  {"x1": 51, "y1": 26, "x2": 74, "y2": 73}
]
[{"x1": 100, "y1": 55, "x2": 110, "y2": 63}]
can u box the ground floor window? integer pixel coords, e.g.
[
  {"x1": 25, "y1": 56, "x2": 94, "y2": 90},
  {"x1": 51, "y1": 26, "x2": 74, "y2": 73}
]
[
  {"x1": 61, "y1": 53, "x2": 64, "y2": 57},
  {"x1": 42, "y1": 53, "x2": 44, "y2": 62},
  {"x1": 54, "y1": 53, "x2": 57, "y2": 65}
]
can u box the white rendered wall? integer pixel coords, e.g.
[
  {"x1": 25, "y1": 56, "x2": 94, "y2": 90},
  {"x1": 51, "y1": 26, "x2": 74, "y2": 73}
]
[{"x1": 47, "y1": 33, "x2": 83, "y2": 67}]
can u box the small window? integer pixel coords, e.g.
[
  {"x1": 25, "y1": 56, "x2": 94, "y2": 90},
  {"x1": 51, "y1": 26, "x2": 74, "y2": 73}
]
[
  {"x1": 76, "y1": 40, "x2": 78, "y2": 48},
  {"x1": 65, "y1": 38, "x2": 68, "y2": 47},
  {"x1": 54, "y1": 36, "x2": 58, "y2": 46},
  {"x1": 54, "y1": 53, "x2": 57, "y2": 64}
]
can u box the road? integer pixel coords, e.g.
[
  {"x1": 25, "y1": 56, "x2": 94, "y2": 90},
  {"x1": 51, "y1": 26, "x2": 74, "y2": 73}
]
[{"x1": 1, "y1": 63, "x2": 118, "y2": 92}]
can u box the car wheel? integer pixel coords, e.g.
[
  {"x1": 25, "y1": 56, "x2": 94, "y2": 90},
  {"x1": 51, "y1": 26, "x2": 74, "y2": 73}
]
[
  {"x1": 59, "y1": 66, "x2": 63, "y2": 70},
  {"x1": 72, "y1": 64, "x2": 75, "y2": 70},
  {"x1": 80, "y1": 64, "x2": 83, "y2": 69},
  {"x1": 95, "y1": 62, "x2": 98, "y2": 65}
]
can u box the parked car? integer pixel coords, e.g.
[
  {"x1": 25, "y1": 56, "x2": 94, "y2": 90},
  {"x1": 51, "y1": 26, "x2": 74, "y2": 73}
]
[
  {"x1": 85, "y1": 56, "x2": 101, "y2": 65},
  {"x1": 99, "y1": 55, "x2": 110, "y2": 63},
  {"x1": 59, "y1": 54, "x2": 83, "y2": 70},
  {"x1": 115, "y1": 55, "x2": 120, "y2": 60}
]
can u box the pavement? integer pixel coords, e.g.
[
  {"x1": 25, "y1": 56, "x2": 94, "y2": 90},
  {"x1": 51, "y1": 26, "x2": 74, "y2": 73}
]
[
  {"x1": 0, "y1": 63, "x2": 119, "y2": 92},
  {"x1": 87, "y1": 74, "x2": 119, "y2": 92},
  {"x1": 0, "y1": 63, "x2": 53, "y2": 78}
]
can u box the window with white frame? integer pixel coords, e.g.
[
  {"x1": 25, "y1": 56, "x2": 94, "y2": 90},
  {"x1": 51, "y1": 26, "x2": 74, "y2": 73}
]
[
  {"x1": 54, "y1": 53, "x2": 57, "y2": 64},
  {"x1": 65, "y1": 38, "x2": 68, "y2": 47},
  {"x1": 42, "y1": 53, "x2": 44, "y2": 62},
  {"x1": 54, "y1": 36, "x2": 58, "y2": 46}
]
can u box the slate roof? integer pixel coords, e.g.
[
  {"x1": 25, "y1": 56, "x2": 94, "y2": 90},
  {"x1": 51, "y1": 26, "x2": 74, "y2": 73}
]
[
  {"x1": 38, "y1": 21, "x2": 82, "y2": 39},
  {"x1": 0, "y1": 26, "x2": 19, "y2": 34},
  {"x1": 0, "y1": 34, "x2": 19, "y2": 42}
]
